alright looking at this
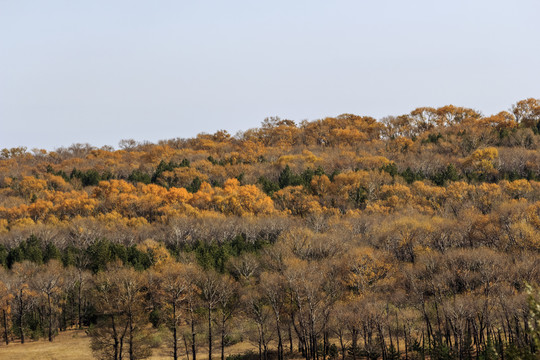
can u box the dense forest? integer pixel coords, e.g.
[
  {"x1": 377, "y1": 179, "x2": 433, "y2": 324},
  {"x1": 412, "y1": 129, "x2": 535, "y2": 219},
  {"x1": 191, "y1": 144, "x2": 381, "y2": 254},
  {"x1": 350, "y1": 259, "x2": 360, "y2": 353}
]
[{"x1": 0, "y1": 99, "x2": 540, "y2": 360}]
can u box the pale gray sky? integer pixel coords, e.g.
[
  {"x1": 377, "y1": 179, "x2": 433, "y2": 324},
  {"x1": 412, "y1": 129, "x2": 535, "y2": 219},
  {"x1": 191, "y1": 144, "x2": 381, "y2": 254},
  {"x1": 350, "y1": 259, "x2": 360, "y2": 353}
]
[{"x1": 1, "y1": 0, "x2": 539, "y2": 150}]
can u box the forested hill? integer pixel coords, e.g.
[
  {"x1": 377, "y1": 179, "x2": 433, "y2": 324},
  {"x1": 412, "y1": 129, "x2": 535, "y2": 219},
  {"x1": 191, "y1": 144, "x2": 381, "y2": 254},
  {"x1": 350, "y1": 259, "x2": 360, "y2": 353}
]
[
  {"x1": 0, "y1": 99, "x2": 539, "y2": 360},
  {"x1": 2, "y1": 99, "x2": 540, "y2": 224}
]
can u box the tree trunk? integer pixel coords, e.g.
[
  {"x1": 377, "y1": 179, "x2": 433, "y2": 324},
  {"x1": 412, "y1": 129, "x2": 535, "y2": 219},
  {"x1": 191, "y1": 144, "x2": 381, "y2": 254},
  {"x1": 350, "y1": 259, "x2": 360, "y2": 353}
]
[
  {"x1": 112, "y1": 315, "x2": 119, "y2": 360},
  {"x1": 258, "y1": 327, "x2": 262, "y2": 360},
  {"x1": 395, "y1": 314, "x2": 400, "y2": 356},
  {"x1": 191, "y1": 308, "x2": 197, "y2": 360},
  {"x1": 61, "y1": 300, "x2": 67, "y2": 331},
  {"x1": 288, "y1": 323, "x2": 293, "y2": 353},
  {"x1": 323, "y1": 330, "x2": 328, "y2": 360},
  {"x1": 48, "y1": 293, "x2": 53, "y2": 342},
  {"x1": 434, "y1": 301, "x2": 442, "y2": 343},
  {"x1": 404, "y1": 325, "x2": 408, "y2": 360},
  {"x1": 377, "y1": 324, "x2": 386, "y2": 360},
  {"x1": 351, "y1": 326, "x2": 358, "y2": 360},
  {"x1": 183, "y1": 334, "x2": 190, "y2": 360},
  {"x1": 119, "y1": 336, "x2": 124, "y2": 360},
  {"x1": 339, "y1": 331, "x2": 345, "y2": 360},
  {"x1": 263, "y1": 335, "x2": 268, "y2": 360},
  {"x1": 498, "y1": 329, "x2": 504, "y2": 360},
  {"x1": 2, "y1": 308, "x2": 8, "y2": 345},
  {"x1": 422, "y1": 330, "x2": 426, "y2": 360},
  {"x1": 208, "y1": 305, "x2": 213, "y2": 360},
  {"x1": 173, "y1": 302, "x2": 178, "y2": 360},
  {"x1": 221, "y1": 316, "x2": 226, "y2": 360},
  {"x1": 274, "y1": 312, "x2": 283, "y2": 360},
  {"x1": 18, "y1": 292, "x2": 24, "y2": 344},
  {"x1": 388, "y1": 323, "x2": 394, "y2": 356},
  {"x1": 119, "y1": 318, "x2": 129, "y2": 360},
  {"x1": 78, "y1": 283, "x2": 83, "y2": 329},
  {"x1": 129, "y1": 313, "x2": 134, "y2": 360}
]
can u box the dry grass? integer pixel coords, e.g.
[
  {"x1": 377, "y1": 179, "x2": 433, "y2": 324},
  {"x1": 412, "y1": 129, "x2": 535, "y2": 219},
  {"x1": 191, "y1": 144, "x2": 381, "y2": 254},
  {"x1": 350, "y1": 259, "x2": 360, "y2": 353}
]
[
  {"x1": 0, "y1": 330, "x2": 260, "y2": 360},
  {"x1": 0, "y1": 330, "x2": 92, "y2": 360}
]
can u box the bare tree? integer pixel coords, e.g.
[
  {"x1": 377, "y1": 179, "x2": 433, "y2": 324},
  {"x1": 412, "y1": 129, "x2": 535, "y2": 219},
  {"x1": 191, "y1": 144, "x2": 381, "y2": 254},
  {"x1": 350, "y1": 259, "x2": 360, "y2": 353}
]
[{"x1": 31, "y1": 260, "x2": 64, "y2": 341}]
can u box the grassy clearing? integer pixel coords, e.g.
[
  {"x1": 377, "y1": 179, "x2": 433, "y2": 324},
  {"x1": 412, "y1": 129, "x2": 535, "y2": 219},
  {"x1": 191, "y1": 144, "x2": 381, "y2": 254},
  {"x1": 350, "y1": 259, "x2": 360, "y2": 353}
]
[
  {"x1": 0, "y1": 330, "x2": 92, "y2": 360},
  {"x1": 0, "y1": 329, "x2": 260, "y2": 360}
]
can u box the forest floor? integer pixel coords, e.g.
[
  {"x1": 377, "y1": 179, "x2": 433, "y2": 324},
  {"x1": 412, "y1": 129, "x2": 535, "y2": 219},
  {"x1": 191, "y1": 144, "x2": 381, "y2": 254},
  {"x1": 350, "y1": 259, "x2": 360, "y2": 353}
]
[{"x1": 0, "y1": 329, "x2": 260, "y2": 360}]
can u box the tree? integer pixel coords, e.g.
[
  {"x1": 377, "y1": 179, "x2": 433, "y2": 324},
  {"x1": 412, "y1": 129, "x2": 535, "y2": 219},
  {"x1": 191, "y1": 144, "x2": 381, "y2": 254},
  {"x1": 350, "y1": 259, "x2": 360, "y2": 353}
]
[
  {"x1": 89, "y1": 264, "x2": 151, "y2": 360},
  {"x1": 155, "y1": 262, "x2": 189, "y2": 360},
  {"x1": 71, "y1": 260, "x2": 92, "y2": 329},
  {"x1": 11, "y1": 261, "x2": 38, "y2": 344},
  {"x1": 260, "y1": 271, "x2": 287, "y2": 360},
  {"x1": 0, "y1": 269, "x2": 14, "y2": 345},
  {"x1": 345, "y1": 247, "x2": 394, "y2": 295},
  {"x1": 215, "y1": 275, "x2": 239, "y2": 360},
  {"x1": 31, "y1": 260, "x2": 64, "y2": 341},
  {"x1": 242, "y1": 286, "x2": 273, "y2": 360},
  {"x1": 279, "y1": 165, "x2": 300, "y2": 189},
  {"x1": 284, "y1": 258, "x2": 334, "y2": 360},
  {"x1": 183, "y1": 264, "x2": 202, "y2": 360},
  {"x1": 196, "y1": 269, "x2": 229, "y2": 360},
  {"x1": 526, "y1": 283, "x2": 540, "y2": 353},
  {"x1": 273, "y1": 186, "x2": 322, "y2": 216},
  {"x1": 511, "y1": 98, "x2": 540, "y2": 128},
  {"x1": 374, "y1": 216, "x2": 433, "y2": 263}
]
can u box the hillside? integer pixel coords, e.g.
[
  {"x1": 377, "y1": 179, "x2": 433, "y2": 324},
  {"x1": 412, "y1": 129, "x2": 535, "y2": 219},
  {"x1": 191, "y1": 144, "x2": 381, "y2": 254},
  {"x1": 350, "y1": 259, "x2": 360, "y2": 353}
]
[{"x1": 0, "y1": 99, "x2": 539, "y2": 360}]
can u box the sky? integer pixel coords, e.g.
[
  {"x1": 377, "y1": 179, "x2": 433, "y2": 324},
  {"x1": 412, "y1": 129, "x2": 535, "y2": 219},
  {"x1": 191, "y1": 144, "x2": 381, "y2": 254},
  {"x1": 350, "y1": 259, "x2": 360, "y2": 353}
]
[{"x1": 1, "y1": 0, "x2": 539, "y2": 150}]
